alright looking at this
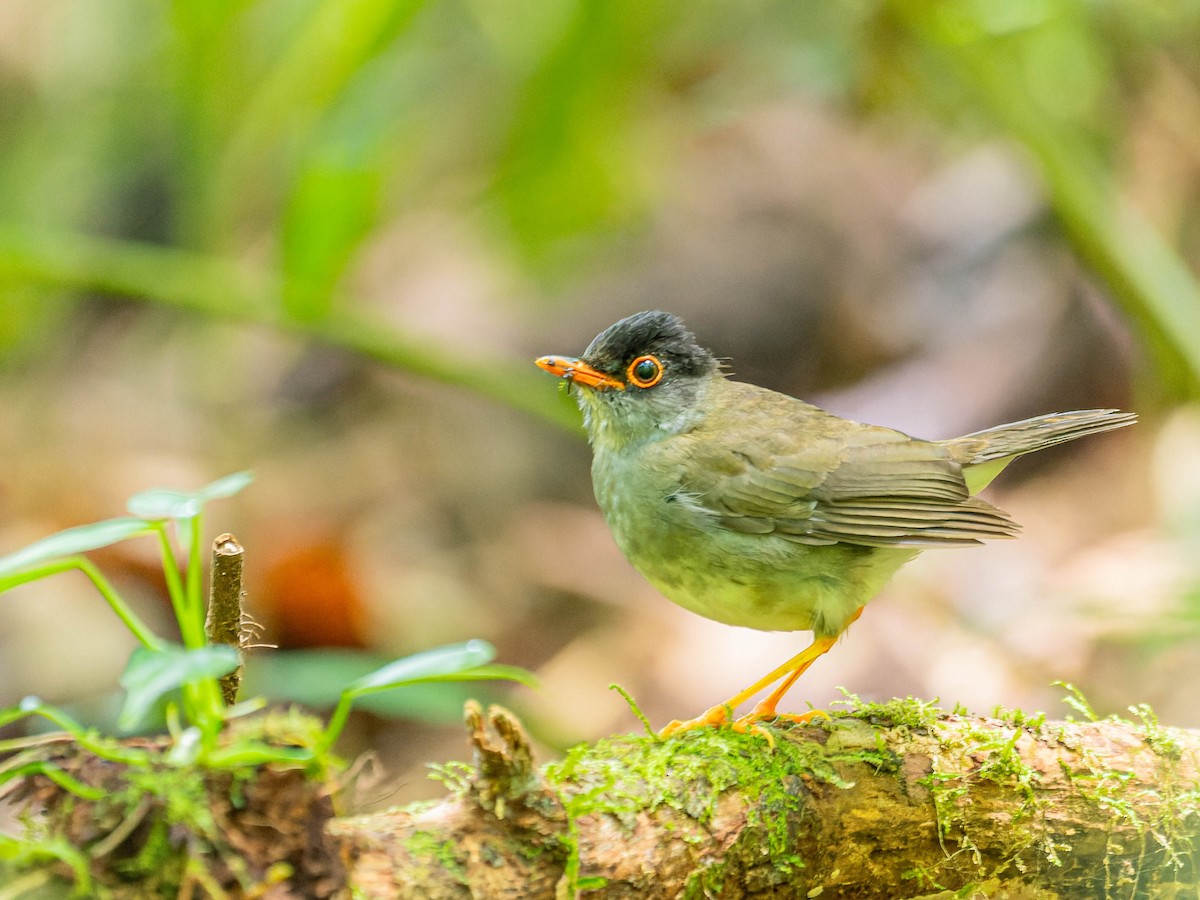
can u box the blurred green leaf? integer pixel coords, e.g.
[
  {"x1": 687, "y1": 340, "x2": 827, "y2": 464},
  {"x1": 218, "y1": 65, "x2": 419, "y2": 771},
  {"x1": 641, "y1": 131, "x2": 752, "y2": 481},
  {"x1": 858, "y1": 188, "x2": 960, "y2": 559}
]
[
  {"x1": 0, "y1": 228, "x2": 579, "y2": 430},
  {"x1": 493, "y1": 0, "x2": 672, "y2": 261},
  {"x1": 197, "y1": 470, "x2": 256, "y2": 500},
  {"x1": 245, "y1": 650, "x2": 529, "y2": 724},
  {"x1": 282, "y1": 150, "x2": 382, "y2": 321},
  {"x1": 125, "y1": 471, "x2": 254, "y2": 520},
  {"x1": 347, "y1": 639, "x2": 496, "y2": 696},
  {"x1": 319, "y1": 640, "x2": 536, "y2": 747},
  {"x1": 117, "y1": 644, "x2": 239, "y2": 732},
  {"x1": 425, "y1": 663, "x2": 539, "y2": 689},
  {"x1": 893, "y1": 0, "x2": 1200, "y2": 395},
  {"x1": 2, "y1": 0, "x2": 1197, "y2": 417},
  {"x1": 245, "y1": 649, "x2": 399, "y2": 706},
  {"x1": 0, "y1": 518, "x2": 149, "y2": 579},
  {"x1": 219, "y1": 0, "x2": 426, "y2": 209}
]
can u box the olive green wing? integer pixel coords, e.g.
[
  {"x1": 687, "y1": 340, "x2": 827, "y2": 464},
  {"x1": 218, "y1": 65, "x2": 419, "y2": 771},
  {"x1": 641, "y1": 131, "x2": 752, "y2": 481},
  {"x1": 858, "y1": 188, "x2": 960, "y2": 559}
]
[{"x1": 673, "y1": 413, "x2": 1018, "y2": 549}]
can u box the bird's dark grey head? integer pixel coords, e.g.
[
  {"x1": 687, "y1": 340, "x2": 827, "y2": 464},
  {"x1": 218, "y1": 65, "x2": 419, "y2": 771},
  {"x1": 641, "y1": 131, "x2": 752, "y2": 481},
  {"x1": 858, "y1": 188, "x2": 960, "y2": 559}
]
[
  {"x1": 570, "y1": 311, "x2": 720, "y2": 449},
  {"x1": 581, "y1": 310, "x2": 717, "y2": 383}
]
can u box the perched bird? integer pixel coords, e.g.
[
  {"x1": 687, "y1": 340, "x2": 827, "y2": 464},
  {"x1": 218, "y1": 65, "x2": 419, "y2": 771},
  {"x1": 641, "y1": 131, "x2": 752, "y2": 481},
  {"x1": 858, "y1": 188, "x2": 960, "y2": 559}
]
[{"x1": 536, "y1": 311, "x2": 1135, "y2": 737}]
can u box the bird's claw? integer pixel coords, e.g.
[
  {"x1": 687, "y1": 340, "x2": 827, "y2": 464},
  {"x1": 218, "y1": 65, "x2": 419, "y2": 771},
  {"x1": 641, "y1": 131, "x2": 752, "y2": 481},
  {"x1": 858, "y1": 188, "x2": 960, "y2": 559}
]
[
  {"x1": 757, "y1": 709, "x2": 831, "y2": 727},
  {"x1": 659, "y1": 705, "x2": 830, "y2": 743},
  {"x1": 744, "y1": 703, "x2": 831, "y2": 727},
  {"x1": 657, "y1": 705, "x2": 731, "y2": 739}
]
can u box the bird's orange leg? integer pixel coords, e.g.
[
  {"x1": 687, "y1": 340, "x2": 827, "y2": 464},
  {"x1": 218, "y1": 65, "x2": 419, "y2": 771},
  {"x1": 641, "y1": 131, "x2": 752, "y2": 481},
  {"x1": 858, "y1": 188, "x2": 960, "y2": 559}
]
[{"x1": 659, "y1": 606, "x2": 864, "y2": 739}]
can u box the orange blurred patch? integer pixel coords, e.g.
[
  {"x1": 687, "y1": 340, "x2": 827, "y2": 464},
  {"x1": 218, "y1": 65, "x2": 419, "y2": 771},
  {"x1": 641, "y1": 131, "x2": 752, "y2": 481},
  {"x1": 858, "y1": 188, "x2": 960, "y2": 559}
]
[{"x1": 257, "y1": 538, "x2": 367, "y2": 649}]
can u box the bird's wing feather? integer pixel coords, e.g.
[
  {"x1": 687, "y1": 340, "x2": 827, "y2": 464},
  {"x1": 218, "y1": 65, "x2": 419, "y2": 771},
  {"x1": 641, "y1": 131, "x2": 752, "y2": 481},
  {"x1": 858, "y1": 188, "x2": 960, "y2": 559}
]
[{"x1": 670, "y1": 385, "x2": 1018, "y2": 548}]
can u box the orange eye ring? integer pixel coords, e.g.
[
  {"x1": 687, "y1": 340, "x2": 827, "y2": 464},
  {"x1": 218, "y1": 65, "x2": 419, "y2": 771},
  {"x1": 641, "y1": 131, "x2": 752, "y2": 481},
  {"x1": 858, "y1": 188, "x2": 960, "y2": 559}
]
[{"x1": 627, "y1": 354, "x2": 664, "y2": 388}]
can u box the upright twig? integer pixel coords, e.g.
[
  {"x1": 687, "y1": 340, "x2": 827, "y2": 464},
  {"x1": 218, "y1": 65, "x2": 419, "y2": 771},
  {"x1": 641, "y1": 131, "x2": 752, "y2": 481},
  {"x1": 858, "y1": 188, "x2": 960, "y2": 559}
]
[{"x1": 206, "y1": 533, "x2": 245, "y2": 705}]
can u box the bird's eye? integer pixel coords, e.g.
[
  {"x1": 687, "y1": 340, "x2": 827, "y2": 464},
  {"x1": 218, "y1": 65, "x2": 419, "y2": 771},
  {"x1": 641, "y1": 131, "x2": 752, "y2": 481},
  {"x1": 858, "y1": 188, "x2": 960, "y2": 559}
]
[{"x1": 627, "y1": 355, "x2": 664, "y2": 388}]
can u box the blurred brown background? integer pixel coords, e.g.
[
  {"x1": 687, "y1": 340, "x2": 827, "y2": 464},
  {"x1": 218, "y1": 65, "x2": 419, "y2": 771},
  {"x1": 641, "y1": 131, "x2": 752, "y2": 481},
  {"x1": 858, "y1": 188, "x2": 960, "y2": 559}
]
[{"x1": 0, "y1": 1, "x2": 1197, "y2": 806}]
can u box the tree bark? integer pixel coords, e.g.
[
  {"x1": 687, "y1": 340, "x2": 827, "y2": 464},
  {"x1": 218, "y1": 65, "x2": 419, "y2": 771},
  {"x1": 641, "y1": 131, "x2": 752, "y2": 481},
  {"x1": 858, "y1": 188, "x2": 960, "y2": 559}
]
[{"x1": 330, "y1": 699, "x2": 1200, "y2": 899}]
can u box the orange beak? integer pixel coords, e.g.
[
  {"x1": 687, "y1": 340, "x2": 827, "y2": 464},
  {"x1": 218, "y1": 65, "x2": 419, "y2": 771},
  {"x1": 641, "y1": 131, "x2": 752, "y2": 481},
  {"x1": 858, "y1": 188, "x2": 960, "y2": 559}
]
[{"x1": 535, "y1": 355, "x2": 625, "y2": 391}]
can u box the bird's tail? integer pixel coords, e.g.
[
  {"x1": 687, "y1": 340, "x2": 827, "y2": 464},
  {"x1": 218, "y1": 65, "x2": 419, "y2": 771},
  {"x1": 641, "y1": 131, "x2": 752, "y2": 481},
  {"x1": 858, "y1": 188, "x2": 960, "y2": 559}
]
[{"x1": 945, "y1": 409, "x2": 1137, "y2": 465}]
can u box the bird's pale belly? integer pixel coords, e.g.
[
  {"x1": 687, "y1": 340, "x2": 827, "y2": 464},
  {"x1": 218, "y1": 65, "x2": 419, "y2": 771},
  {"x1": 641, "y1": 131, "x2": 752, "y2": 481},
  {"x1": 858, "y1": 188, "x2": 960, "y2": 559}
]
[
  {"x1": 595, "y1": 463, "x2": 917, "y2": 638},
  {"x1": 626, "y1": 526, "x2": 915, "y2": 637}
]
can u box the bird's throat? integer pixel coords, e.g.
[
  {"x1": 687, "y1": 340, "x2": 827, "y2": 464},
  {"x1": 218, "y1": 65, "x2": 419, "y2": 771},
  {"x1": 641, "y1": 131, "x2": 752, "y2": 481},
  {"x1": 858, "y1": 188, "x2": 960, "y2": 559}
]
[{"x1": 578, "y1": 375, "x2": 713, "y2": 454}]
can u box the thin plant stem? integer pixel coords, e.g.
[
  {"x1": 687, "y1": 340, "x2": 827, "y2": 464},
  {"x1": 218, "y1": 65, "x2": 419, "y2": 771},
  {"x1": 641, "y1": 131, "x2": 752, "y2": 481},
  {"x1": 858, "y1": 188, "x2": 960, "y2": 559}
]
[
  {"x1": 0, "y1": 227, "x2": 579, "y2": 431},
  {"x1": 181, "y1": 514, "x2": 230, "y2": 740},
  {"x1": 0, "y1": 558, "x2": 163, "y2": 651},
  {"x1": 148, "y1": 522, "x2": 225, "y2": 738},
  {"x1": 186, "y1": 511, "x2": 204, "y2": 637},
  {"x1": 1, "y1": 705, "x2": 150, "y2": 764},
  {"x1": 152, "y1": 524, "x2": 192, "y2": 646},
  {"x1": 320, "y1": 692, "x2": 355, "y2": 753},
  {"x1": 1, "y1": 762, "x2": 106, "y2": 801}
]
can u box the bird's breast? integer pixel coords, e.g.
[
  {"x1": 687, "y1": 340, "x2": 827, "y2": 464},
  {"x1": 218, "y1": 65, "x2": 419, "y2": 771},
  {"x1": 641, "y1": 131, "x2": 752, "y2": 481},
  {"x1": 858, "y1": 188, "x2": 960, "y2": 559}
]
[{"x1": 589, "y1": 444, "x2": 909, "y2": 637}]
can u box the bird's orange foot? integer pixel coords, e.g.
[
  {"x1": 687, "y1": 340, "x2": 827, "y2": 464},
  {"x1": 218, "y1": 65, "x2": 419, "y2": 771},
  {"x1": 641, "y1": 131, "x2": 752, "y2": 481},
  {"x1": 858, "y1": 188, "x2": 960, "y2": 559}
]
[
  {"x1": 659, "y1": 703, "x2": 831, "y2": 741},
  {"x1": 657, "y1": 704, "x2": 732, "y2": 738},
  {"x1": 735, "y1": 701, "x2": 831, "y2": 731}
]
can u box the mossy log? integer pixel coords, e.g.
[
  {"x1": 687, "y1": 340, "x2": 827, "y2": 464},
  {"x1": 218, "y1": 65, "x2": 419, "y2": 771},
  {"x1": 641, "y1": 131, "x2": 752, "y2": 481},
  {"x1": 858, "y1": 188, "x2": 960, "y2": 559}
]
[{"x1": 330, "y1": 699, "x2": 1200, "y2": 899}]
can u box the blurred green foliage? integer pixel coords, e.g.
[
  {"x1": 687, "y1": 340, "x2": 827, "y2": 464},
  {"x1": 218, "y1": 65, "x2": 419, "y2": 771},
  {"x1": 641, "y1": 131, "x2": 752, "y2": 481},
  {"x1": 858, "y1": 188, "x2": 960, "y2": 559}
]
[{"x1": 0, "y1": 0, "x2": 1197, "y2": 396}]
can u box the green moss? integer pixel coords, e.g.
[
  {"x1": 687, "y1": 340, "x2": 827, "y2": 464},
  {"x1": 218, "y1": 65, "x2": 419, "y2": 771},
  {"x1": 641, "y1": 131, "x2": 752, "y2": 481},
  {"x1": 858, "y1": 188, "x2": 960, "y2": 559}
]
[
  {"x1": 546, "y1": 727, "x2": 848, "y2": 825},
  {"x1": 1127, "y1": 703, "x2": 1183, "y2": 760},
  {"x1": 1049, "y1": 690, "x2": 1200, "y2": 892},
  {"x1": 426, "y1": 760, "x2": 476, "y2": 796},
  {"x1": 1072, "y1": 737, "x2": 1199, "y2": 891},
  {"x1": 962, "y1": 734, "x2": 1051, "y2": 868},
  {"x1": 535, "y1": 689, "x2": 1199, "y2": 897},
  {"x1": 832, "y1": 690, "x2": 945, "y2": 732},
  {"x1": 900, "y1": 863, "x2": 951, "y2": 893},
  {"x1": 826, "y1": 695, "x2": 994, "y2": 875},
  {"x1": 892, "y1": 688, "x2": 1200, "y2": 894},
  {"x1": 404, "y1": 829, "x2": 469, "y2": 885},
  {"x1": 542, "y1": 719, "x2": 895, "y2": 897},
  {"x1": 832, "y1": 693, "x2": 1075, "y2": 882},
  {"x1": 513, "y1": 837, "x2": 551, "y2": 863},
  {"x1": 989, "y1": 705, "x2": 1048, "y2": 733},
  {"x1": 683, "y1": 857, "x2": 728, "y2": 898}
]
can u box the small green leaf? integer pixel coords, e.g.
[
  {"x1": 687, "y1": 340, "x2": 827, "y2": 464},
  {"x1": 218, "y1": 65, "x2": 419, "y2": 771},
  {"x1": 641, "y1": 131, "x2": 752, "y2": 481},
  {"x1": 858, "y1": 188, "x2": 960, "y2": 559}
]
[
  {"x1": 118, "y1": 645, "x2": 239, "y2": 731},
  {"x1": 0, "y1": 518, "x2": 149, "y2": 578},
  {"x1": 244, "y1": 649, "x2": 398, "y2": 706},
  {"x1": 126, "y1": 471, "x2": 254, "y2": 520},
  {"x1": 126, "y1": 489, "x2": 201, "y2": 520},
  {"x1": 417, "y1": 663, "x2": 539, "y2": 689},
  {"x1": 318, "y1": 640, "x2": 535, "y2": 750},
  {"x1": 347, "y1": 640, "x2": 496, "y2": 697},
  {"x1": 253, "y1": 652, "x2": 540, "y2": 710},
  {"x1": 196, "y1": 471, "x2": 255, "y2": 502},
  {"x1": 245, "y1": 652, "x2": 534, "y2": 725}
]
